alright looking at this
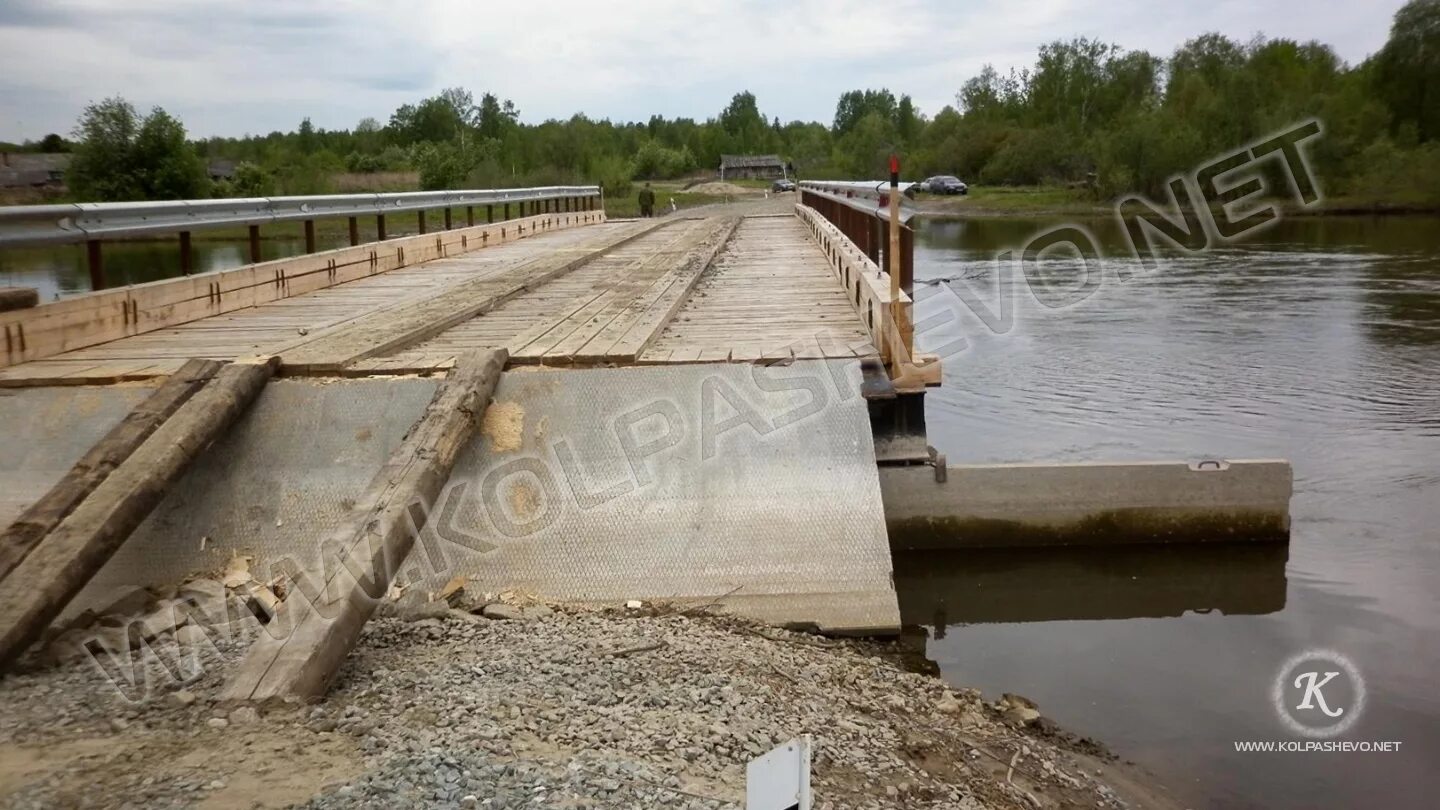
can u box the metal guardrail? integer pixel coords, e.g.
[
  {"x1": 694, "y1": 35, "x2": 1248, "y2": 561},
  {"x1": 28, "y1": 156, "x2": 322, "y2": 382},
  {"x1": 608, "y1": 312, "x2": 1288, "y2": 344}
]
[
  {"x1": 797, "y1": 181, "x2": 917, "y2": 224},
  {"x1": 0, "y1": 186, "x2": 601, "y2": 247}
]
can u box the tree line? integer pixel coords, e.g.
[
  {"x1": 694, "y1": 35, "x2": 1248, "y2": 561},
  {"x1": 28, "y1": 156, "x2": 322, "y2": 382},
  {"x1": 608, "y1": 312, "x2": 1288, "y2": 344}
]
[{"x1": 6, "y1": 0, "x2": 1437, "y2": 206}]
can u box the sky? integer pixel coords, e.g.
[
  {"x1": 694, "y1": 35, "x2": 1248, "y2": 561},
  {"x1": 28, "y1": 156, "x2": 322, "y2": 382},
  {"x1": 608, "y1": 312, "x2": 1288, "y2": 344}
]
[{"x1": 0, "y1": 0, "x2": 1411, "y2": 142}]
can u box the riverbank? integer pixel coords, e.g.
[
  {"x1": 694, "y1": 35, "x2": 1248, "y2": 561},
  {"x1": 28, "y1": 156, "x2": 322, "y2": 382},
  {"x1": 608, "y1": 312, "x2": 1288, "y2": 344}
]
[
  {"x1": 913, "y1": 185, "x2": 1440, "y2": 219},
  {"x1": 0, "y1": 593, "x2": 1180, "y2": 809}
]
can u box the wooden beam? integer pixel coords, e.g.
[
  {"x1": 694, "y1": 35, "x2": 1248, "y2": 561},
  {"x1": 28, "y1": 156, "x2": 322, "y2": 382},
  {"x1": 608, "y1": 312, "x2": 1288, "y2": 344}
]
[
  {"x1": 223, "y1": 349, "x2": 506, "y2": 702},
  {"x1": 0, "y1": 359, "x2": 223, "y2": 582},
  {"x1": 0, "y1": 288, "x2": 38, "y2": 313},
  {"x1": 0, "y1": 357, "x2": 278, "y2": 671}
]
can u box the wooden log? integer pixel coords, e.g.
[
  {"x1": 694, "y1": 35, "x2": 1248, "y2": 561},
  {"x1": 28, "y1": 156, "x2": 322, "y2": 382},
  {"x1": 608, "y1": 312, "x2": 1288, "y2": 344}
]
[
  {"x1": 0, "y1": 358, "x2": 224, "y2": 582},
  {"x1": 0, "y1": 288, "x2": 39, "y2": 313},
  {"x1": 0, "y1": 357, "x2": 278, "y2": 671},
  {"x1": 223, "y1": 349, "x2": 507, "y2": 702}
]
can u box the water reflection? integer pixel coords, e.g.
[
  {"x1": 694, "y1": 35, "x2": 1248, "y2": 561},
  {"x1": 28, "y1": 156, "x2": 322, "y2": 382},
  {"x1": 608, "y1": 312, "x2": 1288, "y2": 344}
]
[{"x1": 894, "y1": 544, "x2": 1287, "y2": 627}]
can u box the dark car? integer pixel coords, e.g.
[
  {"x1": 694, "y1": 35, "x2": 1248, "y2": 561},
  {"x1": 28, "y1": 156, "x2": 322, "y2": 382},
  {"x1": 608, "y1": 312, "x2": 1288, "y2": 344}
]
[
  {"x1": 925, "y1": 175, "x2": 968, "y2": 195},
  {"x1": 771, "y1": 179, "x2": 796, "y2": 192}
]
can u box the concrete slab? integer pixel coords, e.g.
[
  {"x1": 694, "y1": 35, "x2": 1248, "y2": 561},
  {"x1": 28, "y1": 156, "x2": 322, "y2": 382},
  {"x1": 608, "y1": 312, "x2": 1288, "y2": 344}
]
[{"x1": 881, "y1": 459, "x2": 1292, "y2": 549}]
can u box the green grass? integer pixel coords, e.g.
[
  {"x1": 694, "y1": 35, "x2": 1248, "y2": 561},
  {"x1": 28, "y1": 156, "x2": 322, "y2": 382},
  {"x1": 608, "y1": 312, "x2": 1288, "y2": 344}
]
[{"x1": 602, "y1": 190, "x2": 714, "y2": 218}]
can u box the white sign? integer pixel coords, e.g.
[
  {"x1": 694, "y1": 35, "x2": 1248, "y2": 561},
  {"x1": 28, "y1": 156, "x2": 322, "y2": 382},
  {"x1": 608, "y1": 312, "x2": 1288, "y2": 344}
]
[{"x1": 746, "y1": 735, "x2": 812, "y2": 810}]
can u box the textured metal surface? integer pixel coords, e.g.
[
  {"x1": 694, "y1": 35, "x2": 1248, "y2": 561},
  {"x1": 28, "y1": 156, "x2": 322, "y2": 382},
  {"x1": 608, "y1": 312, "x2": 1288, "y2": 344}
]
[
  {"x1": 71, "y1": 378, "x2": 438, "y2": 611},
  {"x1": 0, "y1": 385, "x2": 152, "y2": 527},
  {"x1": 405, "y1": 361, "x2": 899, "y2": 633}
]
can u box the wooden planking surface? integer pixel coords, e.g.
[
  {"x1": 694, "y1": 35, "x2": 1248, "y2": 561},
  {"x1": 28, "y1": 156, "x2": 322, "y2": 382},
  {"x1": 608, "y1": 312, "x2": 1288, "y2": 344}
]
[
  {"x1": 0, "y1": 222, "x2": 638, "y2": 385},
  {"x1": 639, "y1": 216, "x2": 876, "y2": 363},
  {"x1": 365, "y1": 217, "x2": 738, "y2": 369}
]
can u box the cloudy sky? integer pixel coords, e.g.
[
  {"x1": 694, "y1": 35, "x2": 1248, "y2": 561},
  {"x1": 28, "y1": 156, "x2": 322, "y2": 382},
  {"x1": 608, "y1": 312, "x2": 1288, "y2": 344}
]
[{"x1": 0, "y1": 0, "x2": 1409, "y2": 142}]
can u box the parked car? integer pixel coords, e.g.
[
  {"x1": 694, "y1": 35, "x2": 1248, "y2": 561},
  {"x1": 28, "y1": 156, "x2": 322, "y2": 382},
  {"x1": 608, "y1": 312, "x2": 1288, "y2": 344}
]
[
  {"x1": 771, "y1": 179, "x2": 796, "y2": 192},
  {"x1": 924, "y1": 175, "x2": 968, "y2": 195},
  {"x1": 913, "y1": 178, "x2": 932, "y2": 193}
]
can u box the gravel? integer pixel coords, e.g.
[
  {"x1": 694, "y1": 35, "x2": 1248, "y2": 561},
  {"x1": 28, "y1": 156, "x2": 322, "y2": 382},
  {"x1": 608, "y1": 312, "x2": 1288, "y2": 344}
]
[{"x1": 0, "y1": 600, "x2": 1138, "y2": 809}]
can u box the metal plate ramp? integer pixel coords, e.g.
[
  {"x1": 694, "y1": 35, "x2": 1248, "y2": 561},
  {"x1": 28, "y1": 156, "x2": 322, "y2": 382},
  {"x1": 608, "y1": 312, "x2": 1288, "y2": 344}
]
[
  {"x1": 409, "y1": 361, "x2": 899, "y2": 633},
  {"x1": 0, "y1": 386, "x2": 152, "y2": 528},
  {"x1": 64, "y1": 362, "x2": 898, "y2": 634}
]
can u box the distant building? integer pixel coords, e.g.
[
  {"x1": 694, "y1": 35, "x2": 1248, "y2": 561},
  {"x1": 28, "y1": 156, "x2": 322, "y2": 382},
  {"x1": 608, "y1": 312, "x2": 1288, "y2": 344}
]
[
  {"x1": 208, "y1": 160, "x2": 237, "y2": 181},
  {"x1": 718, "y1": 154, "x2": 787, "y2": 181},
  {"x1": 0, "y1": 153, "x2": 70, "y2": 189}
]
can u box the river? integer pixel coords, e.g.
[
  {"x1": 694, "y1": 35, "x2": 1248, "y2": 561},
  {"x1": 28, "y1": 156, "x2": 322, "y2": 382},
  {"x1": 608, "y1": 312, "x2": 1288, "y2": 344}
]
[{"x1": 900, "y1": 213, "x2": 1440, "y2": 809}]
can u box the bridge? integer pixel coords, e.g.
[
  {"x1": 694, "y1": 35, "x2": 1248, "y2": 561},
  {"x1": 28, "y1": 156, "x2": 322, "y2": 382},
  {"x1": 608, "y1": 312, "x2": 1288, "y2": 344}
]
[{"x1": 0, "y1": 183, "x2": 1290, "y2": 702}]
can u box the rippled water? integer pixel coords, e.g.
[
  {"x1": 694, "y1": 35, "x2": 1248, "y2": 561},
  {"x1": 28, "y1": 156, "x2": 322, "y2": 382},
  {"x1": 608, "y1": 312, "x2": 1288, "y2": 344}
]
[{"x1": 902, "y1": 215, "x2": 1440, "y2": 808}]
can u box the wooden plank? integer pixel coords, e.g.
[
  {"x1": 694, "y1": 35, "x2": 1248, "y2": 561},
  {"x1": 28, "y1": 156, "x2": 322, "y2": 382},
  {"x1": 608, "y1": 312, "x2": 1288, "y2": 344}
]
[
  {"x1": 590, "y1": 218, "x2": 740, "y2": 363},
  {"x1": 281, "y1": 222, "x2": 664, "y2": 372},
  {"x1": 0, "y1": 358, "x2": 224, "y2": 582},
  {"x1": 0, "y1": 213, "x2": 601, "y2": 370},
  {"x1": 0, "y1": 288, "x2": 38, "y2": 313},
  {"x1": 0, "y1": 357, "x2": 278, "y2": 670},
  {"x1": 222, "y1": 349, "x2": 506, "y2": 702}
]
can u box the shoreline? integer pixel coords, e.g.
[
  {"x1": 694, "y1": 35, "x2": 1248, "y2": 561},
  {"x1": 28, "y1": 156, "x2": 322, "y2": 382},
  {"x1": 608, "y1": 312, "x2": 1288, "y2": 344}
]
[
  {"x1": 912, "y1": 193, "x2": 1440, "y2": 220},
  {"x1": 0, "y1": 589, "x2": 1186, "y2": 809}
]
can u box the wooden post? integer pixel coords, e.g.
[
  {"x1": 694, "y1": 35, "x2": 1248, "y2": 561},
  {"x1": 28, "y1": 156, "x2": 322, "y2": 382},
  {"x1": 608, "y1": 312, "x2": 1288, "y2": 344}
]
[
  {"x1": 0, "y1": 358, "x2": 278, "y2": 671},
  {"x1": 248, "y1": 225, "x2": 262, "y2": 264},
  {"x1": 503, "y1": 202, "x2": 510, "y2": 220},
  {"x1": 86, "y1": 240, "x2": 104, "y2": 291},
  {"x1": 466, "y1": 206, "x2": 474, "y2": 227},
  {"x1": 444, "y1": 207, "x2": 453, "y2": 231},
  {"x1": 487, "y1": 204, "x2": 494, "y2": 223},
  {"x1": 376, "y1": 214, "x2": 387, "y2": 241},
  {"x1": 348, "y1": 217, "x2": 360, "y2": 247},
  {"x1": 0, "y1": 359, "x2": 224, "y2": 582},
  {"x1": 417, "y1": 209, "x2": 427, "y2": 235},
  {"x1": 179, "y1": 231, "x2": 193, "y2": 275},
  {"x1": 887, "y1": 155, "x2": 912, "y2": 359},
  {"x1": 304, "y1": 219, "x2": 317, "y2": 254},
  {"x1": 222, "y1": 350, "x2": 507, "y2": 702}
]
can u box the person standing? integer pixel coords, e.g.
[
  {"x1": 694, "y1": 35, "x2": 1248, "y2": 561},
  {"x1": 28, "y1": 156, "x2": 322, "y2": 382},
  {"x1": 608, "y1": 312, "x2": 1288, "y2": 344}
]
[{"x1": 638, "y1": 182, "x2": 656, "y2": 218}]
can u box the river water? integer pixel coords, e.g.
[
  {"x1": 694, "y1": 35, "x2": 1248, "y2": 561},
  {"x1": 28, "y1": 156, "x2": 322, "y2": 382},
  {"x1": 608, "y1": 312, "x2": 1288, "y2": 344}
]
[{"x1": 900, "y1": 214, "x2": 1440, "y2": 808}]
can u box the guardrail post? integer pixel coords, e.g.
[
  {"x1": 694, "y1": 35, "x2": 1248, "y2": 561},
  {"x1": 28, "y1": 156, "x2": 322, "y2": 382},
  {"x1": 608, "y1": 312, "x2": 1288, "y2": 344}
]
[
  {"x1": 504, "y1": 203, "x2": 511, "y2": 220},
  {"x1": 248, "y1": 225, "x2": 262, "y2": 264},
  {"x1": 86, "y1": 240, "x2": 105, "y2": 291},
  {"x1": 466, "y1": 206, "x2": 474, "y2": 227},
  {"x1": 376, "y1": 214, "x2": 387, "y2": 241},
  {"x1": 179, "y1": 231, "x2": 193, "y2": 275},
  {"x1": 348, "y1": 217, "x2": 360, "y2": 246},
  {"x1": 486, "y1": 204, "x2": 494, "y2": 223},
  {"x1": 303, "y1": 220, "x2": 316, "y2": 254},
  {"x1": 417, "y1": 210, "x2": 428, "y2": 235},
  {"x1": 444, "y1": 207, "x2": 453, "y2": 231}
]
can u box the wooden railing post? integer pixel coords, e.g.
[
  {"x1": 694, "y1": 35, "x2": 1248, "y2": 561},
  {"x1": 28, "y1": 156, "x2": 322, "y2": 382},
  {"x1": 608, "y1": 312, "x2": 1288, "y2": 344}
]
[
  {"x1": 179, "y1": 231, "x2": 193, "y2": 275},
  {"x1": 86, "y1": 240, "x2": 105, "y2": 291},
  {"x1": 348, "y1": 217, "x2": 360, "y2": 246},
  {"x1": 376, "y1": 214, "x2": 387, "y2": 241},
  {"x1": 248, "y1": 225, "x2": 262, "y2": 264},
  {"x1": 303, "y1": 220, "x2": 316, "y2": 254},
  {"x1": 417, "y1": 210, "x2": 428, "y2": 235}
]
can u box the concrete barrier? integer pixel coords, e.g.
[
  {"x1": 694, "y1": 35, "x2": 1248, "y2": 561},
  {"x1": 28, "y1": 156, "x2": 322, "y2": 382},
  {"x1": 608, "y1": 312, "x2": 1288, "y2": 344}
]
[{"x1": 880, "y1": 459, "x2": 1292, "y2": 549}]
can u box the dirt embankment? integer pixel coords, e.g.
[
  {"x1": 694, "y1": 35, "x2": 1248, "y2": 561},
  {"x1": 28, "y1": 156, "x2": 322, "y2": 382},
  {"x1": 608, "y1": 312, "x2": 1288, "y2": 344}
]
[{"x1": 0, "y1": 588, "x2": 1184, "y2": 809}]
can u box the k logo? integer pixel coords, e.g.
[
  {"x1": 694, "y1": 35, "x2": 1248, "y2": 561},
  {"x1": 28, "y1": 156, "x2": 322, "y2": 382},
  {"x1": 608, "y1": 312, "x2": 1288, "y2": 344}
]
[{"x1": 1273, "y1": 649, "x2": 1366, "y2": 738}]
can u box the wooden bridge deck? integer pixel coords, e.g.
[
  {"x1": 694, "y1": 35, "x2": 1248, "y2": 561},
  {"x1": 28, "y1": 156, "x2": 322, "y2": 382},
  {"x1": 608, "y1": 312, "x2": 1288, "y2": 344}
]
[{"x1": 0, "y1": 210, "x2": 879, "y2": 385}]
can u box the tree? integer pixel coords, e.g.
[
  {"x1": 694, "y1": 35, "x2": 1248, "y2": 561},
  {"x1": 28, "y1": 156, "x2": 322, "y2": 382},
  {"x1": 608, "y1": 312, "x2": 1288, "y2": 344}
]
[
  {"x1": 1374, "y1": 0, "x2": 1440, "y2": 142},
  {"x1": 39, "y1": 133, "x2": 67, "y2": 152},
  {"x1": 67, "y1": 97, "x2": 208, "y2": 201}
]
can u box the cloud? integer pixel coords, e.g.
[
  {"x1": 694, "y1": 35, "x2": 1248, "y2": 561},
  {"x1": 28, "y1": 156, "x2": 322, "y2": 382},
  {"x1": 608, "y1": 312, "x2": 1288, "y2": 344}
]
[{"x1": 0, "y1": 0, "x2": 1410, "y2": 141}]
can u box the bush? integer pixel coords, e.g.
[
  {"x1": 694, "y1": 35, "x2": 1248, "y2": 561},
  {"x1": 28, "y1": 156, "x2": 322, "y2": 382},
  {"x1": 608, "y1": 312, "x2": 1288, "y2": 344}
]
[{"x1": 589, "y1": 154, "x2": 633, "y2": 197}]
